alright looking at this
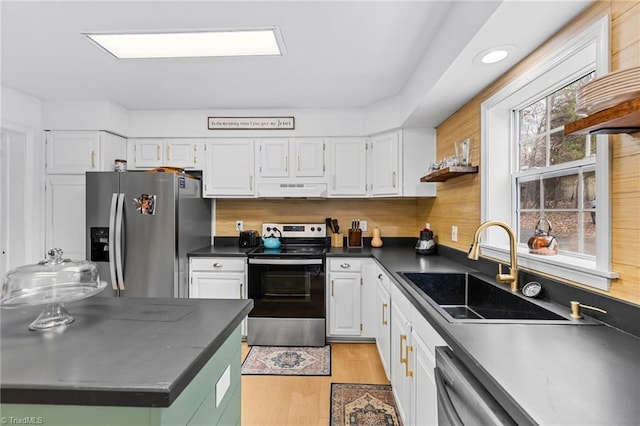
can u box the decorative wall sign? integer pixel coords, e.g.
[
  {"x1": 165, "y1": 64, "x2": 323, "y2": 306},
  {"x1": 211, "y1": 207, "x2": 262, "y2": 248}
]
[{"x1": 207, "y1": 116, "x2": 295, "y2": 130}]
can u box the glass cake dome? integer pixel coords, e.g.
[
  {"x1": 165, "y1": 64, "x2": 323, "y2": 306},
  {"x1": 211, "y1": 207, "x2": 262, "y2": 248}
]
[{"x1": 1, "y1": 248, "x2": 106, "y2": 330}]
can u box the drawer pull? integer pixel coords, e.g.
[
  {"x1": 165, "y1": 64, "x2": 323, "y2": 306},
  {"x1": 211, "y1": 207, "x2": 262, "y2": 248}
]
[
  {"x1": 213, "y1": 263, "x2": 223, "y2": 268},
  {"x1": 340, "y1": 263, "x2": 351, "y2": 269},
  {"x1": 378, "y1": 273, "x2": 383, "y2": 280},
  {"x1": 400, "y1": 334, "x2": 407, "y2": 364}
]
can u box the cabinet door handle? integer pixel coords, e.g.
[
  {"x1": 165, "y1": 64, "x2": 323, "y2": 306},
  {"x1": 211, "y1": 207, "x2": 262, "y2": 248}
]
[
  {"x1": 240, "y1": 283, "x2": 243, "y2": 299},
  {"x1": 213, "y1": 263, "x2": 223, "y2": 268},
  {"x1": 297, "y1": 156, "x2": 300, "y2": 171},
  {"x1": 340, "y1": 263, "x2": 351, "y2": 269},
  {"x1": 378, "y1": 273, "x2": 383, "y2": 280},
  {"x1": 400, "y1": 334, "x2": 407, "y2": 364},
  {"x1": 167, "y1": 145, "x2": 171, "y2": 161},
  {"x1": 156, "y1": 145, "x2": 161, "y2": 161},
  {"x1": 91, "y1": 150, "x2": 96, "y2": 168},
  {"x1": 250, "y1": 175, "x2": 254, "y2": 191},
  {"x1": 382, "y1": 303, "x2": 388, "y2": 326},
  {"x1": 331, "y1": 280, "x2": 334, "y2": 297},
  {"x1": 333, "y1": 175, "x2": 336, "y2": 190},
  {"x1": 405, "y1": 345, "x2": 414, "y2": 377},
  {"x1": 392, "y1": 171, "x2": 397, "y2": 188},
  {"x1": 284, "y1": 155, "x2": 288, "y2": 172}
]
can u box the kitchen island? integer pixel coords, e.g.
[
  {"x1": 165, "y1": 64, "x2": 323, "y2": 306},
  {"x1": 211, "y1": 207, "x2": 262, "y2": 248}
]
[{"x1": 1, "y1": 297, "x2": 253, "y2": 426}]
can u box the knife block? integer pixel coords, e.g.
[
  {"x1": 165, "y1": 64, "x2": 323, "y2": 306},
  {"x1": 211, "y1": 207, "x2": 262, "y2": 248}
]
[
  {"x1": 348, "y1": 229, "x2": 363, "y2": 248},
  {"x1": 331, "y1": 233, "x2": 343, "y2": 248}
]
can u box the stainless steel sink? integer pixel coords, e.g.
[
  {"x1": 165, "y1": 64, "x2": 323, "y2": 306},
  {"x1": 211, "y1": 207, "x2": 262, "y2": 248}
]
[{"x1": 397, "y1": 272, "x2": 578, "y2": 324}]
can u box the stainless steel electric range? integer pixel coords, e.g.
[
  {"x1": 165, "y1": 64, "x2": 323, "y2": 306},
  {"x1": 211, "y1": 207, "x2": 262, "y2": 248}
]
[{"x1": 246, "y1": 223, "x2": 327, "y2": 347}]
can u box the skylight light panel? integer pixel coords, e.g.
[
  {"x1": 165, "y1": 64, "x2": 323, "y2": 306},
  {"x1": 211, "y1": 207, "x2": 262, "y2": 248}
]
[{"x1": 84, "y1": 29, "x2": 282, "y2": 59}]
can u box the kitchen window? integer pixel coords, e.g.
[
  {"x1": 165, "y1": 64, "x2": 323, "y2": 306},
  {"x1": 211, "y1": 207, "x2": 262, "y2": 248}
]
[
  {"x1": 515, "y1": 73, "x2": 596, "y2": 256},
  {"x1": 480, "y1": 16, "x2": 617, "y2": 290}
]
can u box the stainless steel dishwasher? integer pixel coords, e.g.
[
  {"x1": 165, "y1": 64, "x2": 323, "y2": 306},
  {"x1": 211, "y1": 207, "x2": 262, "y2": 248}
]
[{"x1": 435, "y1": 346, "x2": 516, "y2": 426}]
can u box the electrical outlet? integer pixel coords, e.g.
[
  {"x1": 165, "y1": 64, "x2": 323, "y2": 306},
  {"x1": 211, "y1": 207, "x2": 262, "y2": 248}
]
[
  {"x1": 236, "y1": 220, "x2": 243, "y2": 232},
  {"x1": 451, "y1": 225, "x2": 458, "y2": 242},
  {"x1": 360, "y1": 221, "x2": 367, "y2": 231}
]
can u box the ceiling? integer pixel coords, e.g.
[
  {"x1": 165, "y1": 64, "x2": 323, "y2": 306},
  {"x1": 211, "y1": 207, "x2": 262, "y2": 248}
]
[{"x1": 1, "y1": 1, "x2": 591, "y2": 127}]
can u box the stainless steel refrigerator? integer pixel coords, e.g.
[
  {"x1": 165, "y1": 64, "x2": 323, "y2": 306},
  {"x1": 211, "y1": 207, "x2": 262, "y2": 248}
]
[{"x1": 86, "y1": 171, "x2": 211, "y2": 298}]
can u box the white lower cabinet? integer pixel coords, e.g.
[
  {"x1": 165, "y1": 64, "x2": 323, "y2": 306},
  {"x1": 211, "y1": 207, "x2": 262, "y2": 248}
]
[
  {"x1": 391, "y1": 283, "x2": 414, "y2": 423},
  {"x1": 327, "y1": 258, "x2": 362, "y2": 337},
  {"x1": 374, "y1": 268, "x2": 391, "y2": 379},
  {"x1": 362, "y1": 260, "x2": 391, "y2": 376},
  {"x1": 411, "y1": 310, "x2": 444, "y2": 426},
  {"x1": 390, "y1": 280, "x2": 445, "y2": 425},
  {"x1": 189, "y1": 257, "x2": 247, "y2": 336}
]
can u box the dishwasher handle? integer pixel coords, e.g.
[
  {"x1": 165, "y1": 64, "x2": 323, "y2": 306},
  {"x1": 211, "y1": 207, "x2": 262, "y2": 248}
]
[{"x1": 435, "y1": 366, "x2": 464, "y2": 426}]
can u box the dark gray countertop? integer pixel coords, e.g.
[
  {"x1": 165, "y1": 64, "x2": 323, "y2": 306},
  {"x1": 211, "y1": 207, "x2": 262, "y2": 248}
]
[{"x1": 0, "y1": 297, "x2": 253, "y2": 407}]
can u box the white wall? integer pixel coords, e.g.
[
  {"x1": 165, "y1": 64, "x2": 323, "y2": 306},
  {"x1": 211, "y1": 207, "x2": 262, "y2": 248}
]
[
  {"x1": 42, "y1": 99, "x2": 129, "y2": 136},
  {"x1": 128, "y1": 107, "x2": 368, "y2": 138},
  {"x1": 41, "y1": 99, "x2": 417, "y2": 139}
]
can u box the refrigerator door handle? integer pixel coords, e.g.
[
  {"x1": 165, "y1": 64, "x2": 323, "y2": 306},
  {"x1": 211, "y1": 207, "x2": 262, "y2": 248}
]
[
  {"x1": 108, "y1": 193, "x2": 119, "y2": 291},
  {"x1": 115, "y1": 193, "x2": 126, "y2": 290}
]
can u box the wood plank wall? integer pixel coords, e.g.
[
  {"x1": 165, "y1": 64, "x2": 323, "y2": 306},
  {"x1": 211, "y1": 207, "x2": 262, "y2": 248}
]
[
  {"x1": 216, "y1": 199, "x2": 421, "y2": 239},
  {"x1": 417, "y1": 1, "x2": 640, "y2": 304}
]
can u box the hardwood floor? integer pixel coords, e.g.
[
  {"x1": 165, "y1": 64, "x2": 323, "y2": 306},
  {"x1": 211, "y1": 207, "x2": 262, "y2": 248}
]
[{"x1": 241, "y1": 342, "x2": 390, "y2": 426}]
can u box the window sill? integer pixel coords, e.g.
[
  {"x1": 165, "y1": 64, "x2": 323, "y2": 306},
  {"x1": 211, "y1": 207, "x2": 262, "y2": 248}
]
[{"x1": 479, "y1": 244, "x2": 619, "y2": 291}]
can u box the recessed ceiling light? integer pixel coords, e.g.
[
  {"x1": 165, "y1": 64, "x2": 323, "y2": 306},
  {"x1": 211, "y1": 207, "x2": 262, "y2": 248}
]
[
  {"x1": 482, "y1": 49, "x2": 509, "y2": 64},
  {"x1": 473, "y1": 44, "x2": 516, "y2": 65},
  {"x1": 83, "y1": 28, "x2": 283, "y2": 59}
]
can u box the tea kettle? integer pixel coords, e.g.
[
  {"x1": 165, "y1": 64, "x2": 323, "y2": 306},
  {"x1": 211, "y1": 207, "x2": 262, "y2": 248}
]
[
  {"x1": 262, "y1": 227, "x2": 282, "y2": 249},
  {"x1": 416, "y1": 224, "x2": 437, "y2": 255},
  {"x1": 527, "y1": 219, "x2": 558, "y2": 255}
]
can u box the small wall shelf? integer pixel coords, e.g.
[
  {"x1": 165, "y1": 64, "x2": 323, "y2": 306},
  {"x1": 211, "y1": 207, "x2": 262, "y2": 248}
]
[
  {"x1": 564, "y1": 97, "x2": 640, "y2": 135},
  {"x1": 420, "y1": 165, "x2": 478, "y2": 182}
]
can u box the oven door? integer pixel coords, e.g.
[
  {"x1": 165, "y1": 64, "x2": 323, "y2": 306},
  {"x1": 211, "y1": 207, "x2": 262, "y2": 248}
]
[{"x1": 247, "y1": 258, "x2": 325, "y2": 318}]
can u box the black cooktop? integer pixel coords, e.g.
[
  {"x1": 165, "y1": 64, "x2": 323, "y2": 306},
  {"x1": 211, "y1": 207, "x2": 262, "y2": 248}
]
[{"x1": 247, "y1": 244, "x2": 327, "y2": 257}]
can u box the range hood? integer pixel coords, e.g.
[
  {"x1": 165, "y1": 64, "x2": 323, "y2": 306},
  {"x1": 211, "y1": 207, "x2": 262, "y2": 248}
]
[{"x1": 257, "y1": 182, "x2": 328, "y2": 198}]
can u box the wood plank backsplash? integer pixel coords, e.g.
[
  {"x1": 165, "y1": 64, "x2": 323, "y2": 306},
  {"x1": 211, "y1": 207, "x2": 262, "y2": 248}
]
[
  {"x1": 418, "y1": 1, "x2": 640, "y2": 305},
  {"x1": 216, "y1": 199, "x2": 421, "y2": 238}
]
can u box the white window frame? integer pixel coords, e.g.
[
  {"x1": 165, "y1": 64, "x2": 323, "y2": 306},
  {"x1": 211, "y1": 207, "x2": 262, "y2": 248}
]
[{"x1": 479, "y1": 16, "x2": 618, "y2": 290}]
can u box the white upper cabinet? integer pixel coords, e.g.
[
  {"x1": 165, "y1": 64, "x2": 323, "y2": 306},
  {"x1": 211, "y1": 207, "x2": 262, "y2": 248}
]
[
  {"x1": 293, "y1": 138, "x2": 325, "y2": 177},
  {"x1": 369, "y1": 131, "x2": 401, "y2": 196},
  {"x1": 257, "y1": 138, "x2": 325, "y2": 179},
  {"x1": 203, "y1": 139, "x2": 255, "y2": 198},
  {"x1": 46, "y1": 131, "x2": 126, "y2": 174},
  {"x1": 132, "y1": 138, "x2": 200, "y2": 169},
  {"x1": 327, "y1": 137, "x2": 368, "y2": 197},
  {"x1": 257, "y1": 139, "x2": 289, "y2": 177}
]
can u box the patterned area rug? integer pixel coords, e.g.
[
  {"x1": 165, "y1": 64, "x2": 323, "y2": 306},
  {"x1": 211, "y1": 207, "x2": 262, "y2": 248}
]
[
  {"x1": 241, "y1": 345, "x2": 331, "y2": 376},
  {"x1": 330, "y1": 383, "x2": 403, "y2": 426}
]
